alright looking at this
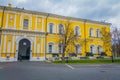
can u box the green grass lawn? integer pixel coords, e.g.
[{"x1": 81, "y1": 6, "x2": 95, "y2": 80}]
[{"x1": 52, "y1": 59, "x2": 120, "y2": 64}]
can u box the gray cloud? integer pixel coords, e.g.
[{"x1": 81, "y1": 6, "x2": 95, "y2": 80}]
[{"x1": 0, "y1": 0, "x2": 120, "y2": 28}]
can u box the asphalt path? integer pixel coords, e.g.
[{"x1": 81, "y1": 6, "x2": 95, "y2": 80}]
[{"x1": 0, "y1": 61, "x2": 120, "y2": 80}]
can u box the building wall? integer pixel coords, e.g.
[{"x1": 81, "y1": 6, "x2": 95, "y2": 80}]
[{"x1": 0, "y1": 7, "x2": 112, "y2": 62}]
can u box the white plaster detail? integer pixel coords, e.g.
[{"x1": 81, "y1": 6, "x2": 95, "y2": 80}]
[
  {"x1": 34, "y1": 37, "x2": 36, "y2": 53},
  {"x1": 42, "y1": 17, "x2": 44, "y2": 32},
  {"x1": 30, "y1": 57, "x2": 45, "y2": 61},
  {"x1": 3, "y1": 35, "x2": 6, "y2": 53},
  {"x1": 16, "y1": 36, "x2": 33, "y2": 61},
  {"x1": 7, "y1": 41, "x2": 11, "y2": 53},
  {"x1": 12, "y1": 36, "x2": 15, "y2": 53},
  {"x1": 14, "y1": 13, "x2": 16, "y2": 29},
  {"x1": 5, "y1": 13, "x2": 8, "y2": 28},
  {"x1": 0, "y1": 57, "x2": 16, "y2": 62}
]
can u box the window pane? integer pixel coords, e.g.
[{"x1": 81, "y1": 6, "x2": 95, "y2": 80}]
[
  {"x1": 49, "y1": 45, "x2": 52, "y2": 53},
  {"x1": 59, "y1": 24, "x2": 63, "y2": 34},
  {"x1": 90, "y1": 28, "x2": 94, "y2": 37},
  {"x1": 24, "y1": 19, "x2": 28, "y2": 28},
  {"x1": 49, "y1": 23, "x2": 53, "y2": 33},
  {"x1": 75, "y1": 27, "x2": 79, "y2": 36}
]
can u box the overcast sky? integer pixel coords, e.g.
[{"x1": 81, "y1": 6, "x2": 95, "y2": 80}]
[{"x1": 0, "y1": 0, "x2": 120, "y2": 28}]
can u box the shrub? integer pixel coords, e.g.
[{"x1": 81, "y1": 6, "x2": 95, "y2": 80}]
[
  {"x1": 86, "y1": 52, "x2": 93, "y2": 56},
  {"x1": 100, "y1": 52, "x2": 107, "y2": 56}
]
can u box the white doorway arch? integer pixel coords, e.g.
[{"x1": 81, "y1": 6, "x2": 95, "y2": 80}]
[{"x1": 15, "y1": 37, "x2": 33, "y2": 61}]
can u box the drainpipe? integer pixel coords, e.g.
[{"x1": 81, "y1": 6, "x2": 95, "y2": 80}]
[
  {"x1": 0, "y1": 7, "x2": 6, "y2": 58},
  {"x1": 84, "y1": 20, "x2": 87, "y2": 56},
  {"x1": 45, "y1": 14, "x2": 50, "y2": 60},
  {"x1": 1, "y1": 7, "x2": 6, "y2": 29}
]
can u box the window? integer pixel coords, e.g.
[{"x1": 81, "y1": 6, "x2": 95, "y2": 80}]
[
  {"x1": 90, "y1": 45, "x2": 96, "y2": 54},
  {"x1": 10, "y1": 16, "x2": 13, "y2": 22},
  {"x1": 98, "y1": 45, "x2": 102, "y2": 54},
  {"x1": 58, "y1": 43, "x2": 63, "y2": 53},
  {"x1": 96, "y1": 29, "x2": 101, "y2": 38},
  {"x1": 48, "y1": 43, "x2": 54, "y2": 53},
  {"x1": 23, "y1": 19, "x2": 29, "y2": 28},
  {"x1": 48, "y1": 23, "x2": 54, "y2": 33},
  {"x1": 74, "y1": 26, "x2": 80, "y2": 36},
  {"x1": 89, "y1": 28, "x2": 94, "y2": 37},
  {"x1": 58, "y1": 24, "x2": 64, "y2": 34},
  {"x1": 75, "y1": 44, "x2": 81, "y2": 54}
]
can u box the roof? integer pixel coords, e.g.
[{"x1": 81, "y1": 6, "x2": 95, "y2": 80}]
[{"x1": 0, "y1": 6, "x2": 111, "y2": 26}]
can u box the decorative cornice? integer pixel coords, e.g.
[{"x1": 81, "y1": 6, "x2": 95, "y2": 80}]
[
  {"x1": 0, "y1": 29, "x2": 46, "y2": 36},
  {"x1": 0, "y1": 6, "x2": 111, "y2": 26}
]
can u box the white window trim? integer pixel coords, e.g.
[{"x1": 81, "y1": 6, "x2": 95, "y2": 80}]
[
  {"x1": 47, "y1": 22, "x2": 56, "y2": 34},
  {"x1": 96, "y1": 29, "x2": 101, "y2": 38},
  {"x1": 48, "y1": 42, "x2": 55, "y2": 53},
  {"x1": 58, "y1": 24, "x2": 65, "y2": 34},
  {"x1": 58, "y1": 43, "x2": 63, "y2": 53},
  {"x1": 98, "y1": 45, "x2": 103, "y2": 54},
  {"x1": 74, "y1": 26, "x2": 80, "y2": 36},
  {"x1": 90, "y1": 45, "x2": 96, "y2": 54},
  {"x1": 75, "y1": 44, "x2": 81, "y2": 54},
  {"x1": 89, "y1": 28, "x2": 94, "y2": 37}
]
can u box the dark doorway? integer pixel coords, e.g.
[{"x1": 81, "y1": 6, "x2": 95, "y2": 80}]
[{"x1": 18, "y1": 39, "x2": 31, "y2": 60}]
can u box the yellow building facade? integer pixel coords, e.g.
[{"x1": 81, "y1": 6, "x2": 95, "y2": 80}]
[{"x1": 0, "y1": 5, "x2": 112, "y2": 62}]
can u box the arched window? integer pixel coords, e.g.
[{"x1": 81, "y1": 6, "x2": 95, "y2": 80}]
[
  {"x1": 74, "y1": 26, "x2": 80, "y2": 36},
  {"x1": 98, "y1": 45, "x2": 102, "y2": 54},
  {"x1": 58, "y1": 43, "x2": 63, "y2": 53},
  {"x1": 75, "y1": 44, "x2": 81, "y2": 54},
  {"x1": 48, "y1": 23, "x2": 54, "y2": 33},
  {"x1": 89, "y1": 28, "x2": 94, "y2": 37},
  {"x1": 58, "y1": 24, "x2": 64, "y2": 34},
  {"x1": 90, "y1": 45, "x2": 96, "y2": 54},
  {"x1": 48, "y1": 42, "x2": 54, "y2": 53},
  {"x1": 96, "y1": 29, "x2": 101, "y2": 38}
]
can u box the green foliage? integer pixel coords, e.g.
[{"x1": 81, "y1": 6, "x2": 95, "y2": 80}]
[
  {"x1": 52, "y1": 59, "x2": 120, "y2": 64},
  {"x1": 86, "y1": 52, "x2": 93, "y2": 56},
  {"x1": 100, "y1": 52, "x2": 107, "y2": 56}
]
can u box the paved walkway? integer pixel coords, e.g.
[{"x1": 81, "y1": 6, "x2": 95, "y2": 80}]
[{"x1": 0, "y1": 61, "x2": 120, "y2": 80}]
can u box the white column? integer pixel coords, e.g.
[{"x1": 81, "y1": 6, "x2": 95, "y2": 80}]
[
  {"x1": 42, "y1": 17, "x2": 44, "y2": 32},
  {"x1": 0, "y1": 35, "x2": 2, "y2": 53},
  {"x1": 14, "y1": 13, "x2": 16, "y2": 29},
  {"x1": 34, "y1": 37, "x2": 36, "y2": 53},
  {"x1": 12, "y1": 36, "x2": 15, "y2": 53},
  {"x1": 35, "y1": 15, "x2": 37, "y2": 31},
  {"x1": 44, "y1": 35, "x2": 46, "y2": 58},
  {"x1": 5, "y1": 13, "x2": 8, "y2": 28},
  {"x1": 29, "y1": 14, "x2": 32, "y2": 31},
  {"x1": 40, "y1": 38, "x2": 42, "y2": 54},
  {"x1": 3, "y1": 35, "x2": 6, "y2": 53},
  {"x1": 7, "y1": 41, "x2": 11, "y2": 53},
  {"x1": 20, "y1": 14, "x2": 23, "y2": 30}
]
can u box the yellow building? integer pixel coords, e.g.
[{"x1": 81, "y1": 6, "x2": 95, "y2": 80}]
[{"x1": 0, "y1": 4, "x2": 112, "y2": 62}]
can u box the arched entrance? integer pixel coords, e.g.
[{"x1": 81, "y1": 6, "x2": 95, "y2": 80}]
[{"x1": 18, "y1": 39, "x2": 31, "y2": 60}]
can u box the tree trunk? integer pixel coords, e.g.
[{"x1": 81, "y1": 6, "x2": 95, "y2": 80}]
[{"x1": 62, "y1": 53, "x2": 65, "y2": 62}]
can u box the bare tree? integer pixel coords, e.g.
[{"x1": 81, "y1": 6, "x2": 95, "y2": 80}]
[
  {"x1": 57, "y1": 21, "x2": 84, "y2": 62},
  {"x1": 111, "y1": 27, "x2": 120, "y2": 57}
]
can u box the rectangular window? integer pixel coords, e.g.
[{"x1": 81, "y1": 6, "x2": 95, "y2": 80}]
[
  {"x1": 23, "y1": 19, "x2": 29, "y2": 28},
  {"x1": 59, "y1": 45, "x2": 62, "y2": 53},
  {"x1": 49, "y1": 45, "x2": 52, "y2": 53},
  {"x1": 50, "y1": 26, "x2": 53, "y2": 33}
]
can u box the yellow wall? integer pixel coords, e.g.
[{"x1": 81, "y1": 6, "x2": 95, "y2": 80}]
[{"x1": 0, "y1": 9, "x2": 112, "y2": 59}]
